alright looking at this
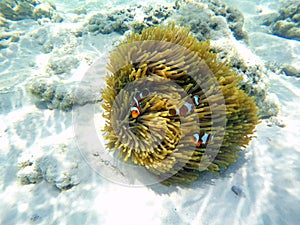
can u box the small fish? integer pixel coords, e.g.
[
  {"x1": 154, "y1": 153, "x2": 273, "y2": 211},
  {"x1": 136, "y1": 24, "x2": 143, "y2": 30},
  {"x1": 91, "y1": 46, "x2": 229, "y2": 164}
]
[
  {"x1": 169, "y1": 95, "x2": 200, "y2": 116},
  {"x1": 130, "y1": 89, "x2": 150, "y2": 119},
  {"x1": 192, "y1": 132, "x2": 212, "y2": 147},
  {"x1": 130, "y1": 105, "x2": 141, "y2": 119}
]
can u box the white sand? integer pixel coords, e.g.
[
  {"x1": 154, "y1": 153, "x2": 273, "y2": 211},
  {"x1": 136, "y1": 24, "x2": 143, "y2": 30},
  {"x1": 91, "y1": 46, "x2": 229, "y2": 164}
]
[{"x1": 0, "y1": 0, "x2": 300, "y2": 224}]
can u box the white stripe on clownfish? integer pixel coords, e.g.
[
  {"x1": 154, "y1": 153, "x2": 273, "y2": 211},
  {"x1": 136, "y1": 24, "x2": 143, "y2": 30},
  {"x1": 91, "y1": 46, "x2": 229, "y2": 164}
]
[
  {"x1": 169, "y1": 95, "x2": 201, "y2": 116},
  {"x1": 192, "y1": 95, "x2": 200, "y2": 106},
  {"x1": 201, "y1": 133, "x2": 211, "y2": 144},
  {"x1": 173, "y1": 102, "x2": 194, "y2": 116},
  {"x1": 130, "y1": 105, "x2": 140, "y2": 119},
  {"x1": 192, "y1": 132, "x2": 212, "y2": 147},
  {"x1": 133, "y1": 96, "x2": 139, "y2": 107}
]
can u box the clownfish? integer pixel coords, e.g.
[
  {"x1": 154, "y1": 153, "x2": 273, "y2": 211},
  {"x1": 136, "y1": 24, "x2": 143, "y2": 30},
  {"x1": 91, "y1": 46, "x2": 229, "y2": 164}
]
[
  {"x1": 192, "y1": 132, "x2": 212, "y2": 147},
  {"x1": 130, "y1": 105, "x2": 141, "y2": 119},
  {"x1": 169, "y1": 95, "x2": 201, "y2": 116},
  {"x1": 130, "y1": 95, "x2": 141, "y2": 119},
  {"x1": 130, "y1": 89, "x2": 150, "y2": 119}
]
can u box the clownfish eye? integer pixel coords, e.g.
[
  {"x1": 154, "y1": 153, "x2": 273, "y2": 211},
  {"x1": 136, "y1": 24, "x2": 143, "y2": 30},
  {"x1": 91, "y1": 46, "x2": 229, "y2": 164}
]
[
  {"x1": 130, "y1": 106, "x2": 140, "y2": 119},
  {"x1": 169, "y1": 108, "x2": 177, "y2": 116}
]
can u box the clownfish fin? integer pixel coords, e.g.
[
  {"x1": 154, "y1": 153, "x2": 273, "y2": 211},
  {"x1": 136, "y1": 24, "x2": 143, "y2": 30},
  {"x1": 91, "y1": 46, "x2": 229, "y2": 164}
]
[{"x1": 192, "y1": 133, "x2": 202, "y2": 147}]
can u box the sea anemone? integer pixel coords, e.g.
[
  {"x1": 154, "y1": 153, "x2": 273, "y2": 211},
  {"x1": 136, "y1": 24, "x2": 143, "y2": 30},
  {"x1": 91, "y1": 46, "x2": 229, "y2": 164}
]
[{"x1": 101, "y1": 23, "x2": 259, "y2": 185}]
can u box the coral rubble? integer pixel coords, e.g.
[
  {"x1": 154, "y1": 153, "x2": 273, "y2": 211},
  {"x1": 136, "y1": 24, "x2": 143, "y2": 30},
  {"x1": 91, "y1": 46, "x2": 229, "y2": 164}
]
[
  {"x1": 262, "y1": 0, "x2": 300, "y2": 41},
  {"x1": 172, "y1": 0, "x2": 247, "y2": 41},
  {"x1": 87, "y1": 4, "x2": 175, "y2": 35},
  {"x1": 29, "y1": 79, "x2": 101, "y2": 111},
  {"x1": 17, "y1": 142, "x2": 80, "y2": 190},
  {"x1": 0, "y1": 0, "x2": 59, "y2": 21}
]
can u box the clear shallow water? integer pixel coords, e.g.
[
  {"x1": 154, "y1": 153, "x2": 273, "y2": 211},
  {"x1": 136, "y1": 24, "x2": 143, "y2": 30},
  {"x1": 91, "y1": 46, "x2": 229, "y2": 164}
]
[{"x1": 0, "y1": 0, "x2": 300, "y2": 225}]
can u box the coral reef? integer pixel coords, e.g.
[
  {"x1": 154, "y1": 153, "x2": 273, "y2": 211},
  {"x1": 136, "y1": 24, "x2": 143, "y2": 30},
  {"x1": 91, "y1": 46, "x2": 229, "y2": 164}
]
[
  {"x1": 86, "y1": 4, "x2": 175, "y2": 35},
  {"x1": 262, "y1": 0, "x2": 300, "y2": 41},
  {"x1": 29, "y1": 79, "x2": 74, "y2": 111},
  {"x1": 0, "y1": 0, "x2": 62, "y2": 49},
  {"x1": 172, "y1": 0, "x2": 247, "y2": 41},
  {"x1": 0, "y1": 0, "x2": 59, "y2": 21},
  {"x1": 17, "y1": 143, "x2": 80, "y2": 190},
  {"x1": 29, "y1": 26, "x2": 80, "y2": 55},
  {"x1": 210, "y1": 38, "x2": 279, "y2": 118},
  {"x1": 205, "y1": 0, "x2": 247, "y2": 40},
  {"x1": 86, "y1": 1, "x2": 246, "y2": 41},
  {"x1": 0, "y1": 30, "x2": 21, "y2": 49},
  {"x1": 47, "y1": 55, "x2": 79, "y2": 75},
  {"x1": 168, "y1": 1, "x2": 229, "y2": 41},
  {"x1": 281, "y1": 64, "x2": 300, "y2": 77},
  {"x1": 102, "y1": 24, "x2": 259, "y2": 185},
  {"x1": 26, "y1": 2, "x2": 277, "y2": 119},
  {"x1": 29, "y1": 79, "x2": 101, "y2": 111}
]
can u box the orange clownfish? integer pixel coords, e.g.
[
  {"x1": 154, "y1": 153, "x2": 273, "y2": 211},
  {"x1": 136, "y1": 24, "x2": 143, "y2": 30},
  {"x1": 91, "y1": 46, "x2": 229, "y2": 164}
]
[
  {"x1": 130, "y1": 95, "x2": 141, "y2": 119},
  {"x1": 130, "y1": 89, "x2": 150, "y2": 119},
  {"x1": 130, "y1": 105, "x2": 141, "y2": 119}
]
